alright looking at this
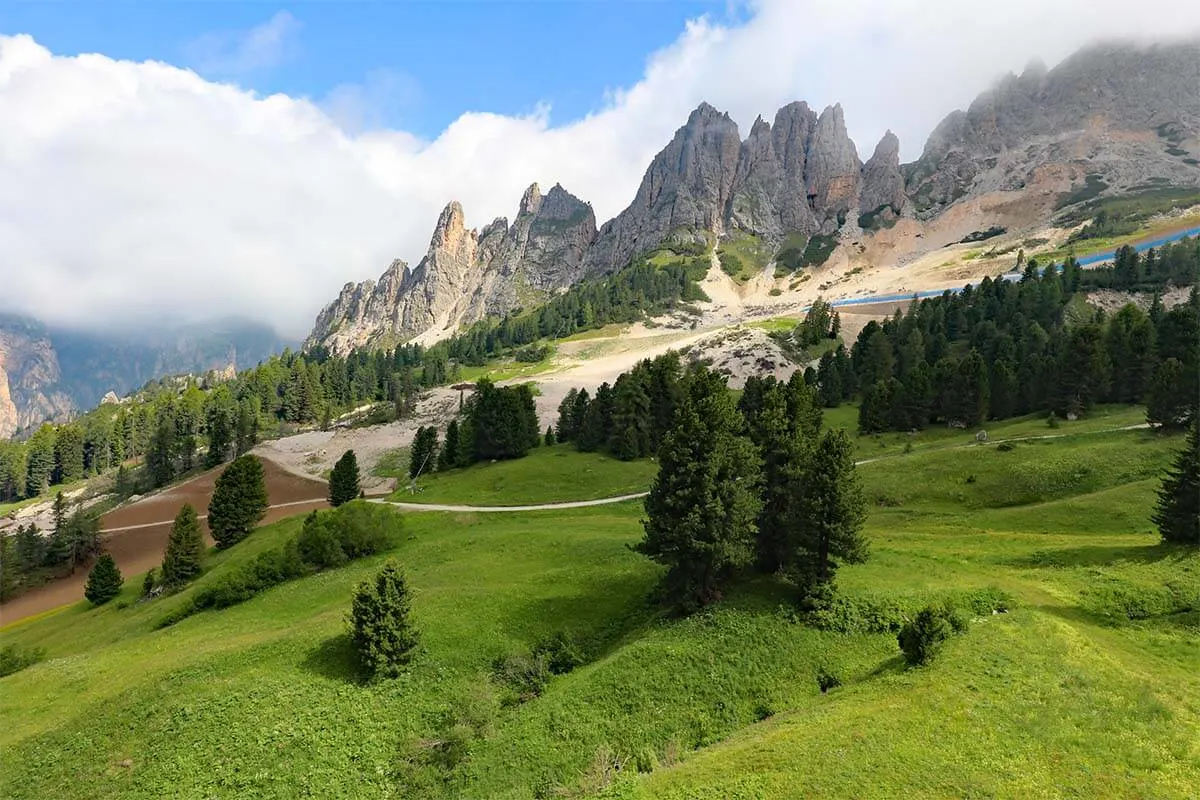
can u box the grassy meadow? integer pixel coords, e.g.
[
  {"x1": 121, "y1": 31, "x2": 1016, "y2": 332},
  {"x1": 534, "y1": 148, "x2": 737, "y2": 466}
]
[
  {"x1": 1, "y1": 411, "x2": 1196, "y2": 799},
  {"x1": 388, "y1": 444, "x2": 660, "y2": 505}
]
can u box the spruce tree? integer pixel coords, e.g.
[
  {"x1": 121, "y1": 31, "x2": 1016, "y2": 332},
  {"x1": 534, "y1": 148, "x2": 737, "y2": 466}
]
[
  {"x1": 637, "y1": 367, "x2": 762, "y2": 610},
  {"x1": 161, "y1": 503, "x2": 204, "y2": 587},
  {"x1": 208, "y1": 455, "x2": 269, "y2": 548},
  {"x1": 556, "y1": 389, "x2": 581, "y2": 442},
  {"x1": 438, "y1": 420, "x2": 460, "y2": 471},
  {"x1": 747, "y1": 385, "x2": 807, "y2": 573},
  {"x1": 84, "y1": 553, "x2": 123, "y2": 606},
  {"x1": 544, "y1": 426, "x2": 556, "y2": 447},
  {"x1": 329, "y1": 450, "x2": 361, "y2": 507},
  {"x1": 349, "y1": 560, "x2": 419, "y2": 678},
  {"x1": 788, "y1": 428, "x2": 868, "y2": 593},
  {"x1": 409, "y1": 427, "x2": 438, "y2": 478},
  {"x1": 1152, "y1": 422, "x2": 1199, "y2": 547},
  {"x1": 1146, "y1": 358, "x2": 1193, "y2": 429}
]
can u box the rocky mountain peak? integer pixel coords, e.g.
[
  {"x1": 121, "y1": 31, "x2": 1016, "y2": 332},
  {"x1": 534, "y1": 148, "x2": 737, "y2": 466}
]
[
  {"x1": 519, "y1": 182, "x2": 543, "y2": 217},
  {"x1": 907, "y1": 40, "x2": 1200, "y2": 213},
  {"x1": 859, "y1": 130, "x2": 907, "y2": 223},
  {"x1": 805, "y1": 104, "x2": 862, "y2": 221},
  {"x1": 432, "y1": 201, "x2": 469, "y2": 250}
]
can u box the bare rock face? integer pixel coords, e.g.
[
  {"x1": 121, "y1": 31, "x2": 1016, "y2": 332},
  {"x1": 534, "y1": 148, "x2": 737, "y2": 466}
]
[
  {"x1": 0, "y1": 318, "x2": 75, "y2": 438},
  {"x1": 859, "y1": 131, "x2": 907, "y2": 220},
  {"x1": 726, "y1": 106, "x2": 822, "y2": 237},
  {"x1": 585, "y1": 103, "x2": 742, "y2": 274},
  {"x1": 805, "y1": 104, "x2": 861, "y2": 223},
  {"x1": 907, "y1": 41, "x2": 1200, "y2": 213},
  {"x1": 306, "y1": 185, "x2": 597, "y2": 354}
]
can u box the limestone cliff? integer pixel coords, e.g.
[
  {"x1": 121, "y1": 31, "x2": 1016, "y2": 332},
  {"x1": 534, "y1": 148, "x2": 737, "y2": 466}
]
[
  {"x1": 306, "y1": 184, "x2": 596, "y2": 353},
  {"x1": 0, "y1": 317, "x2": 74, "y2": 438}
]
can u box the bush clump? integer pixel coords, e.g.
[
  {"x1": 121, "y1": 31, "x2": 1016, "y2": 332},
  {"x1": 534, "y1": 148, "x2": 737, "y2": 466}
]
[
  {"x1": 0, "y1": 644, "x2": 46, "y2": 677},
  {"x1": 898, "y1": 605, "x2": 955, "y2": 666},
  {"x1": 159, "y1": 501, "x2": 402, "y2": 627}
]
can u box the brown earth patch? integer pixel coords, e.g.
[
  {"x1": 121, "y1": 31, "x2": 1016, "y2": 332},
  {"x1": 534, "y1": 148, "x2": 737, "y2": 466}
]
[{"x1": 0, "y1": 457, "x2": 327, "y2": 627}]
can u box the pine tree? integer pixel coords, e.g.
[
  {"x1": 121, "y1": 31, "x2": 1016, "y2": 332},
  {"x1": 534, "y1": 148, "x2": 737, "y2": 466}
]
[
  {"x1": 544, "y1": 426, "x2": 556, "y2": 447},
  {"x1": 438, "y1": 420, "x2": 461, "y2": 471},
  {"x1": 555, "y1": 389, "x2": 581, "y2": 442},
  {"x1": 207, "y1": 455, "x2": 269, "y2": 548},
  {"x1": 329, "y1": 450, "x2": 361, "y2": 507},
  {"x1": 409, "y1": 427, "x2": 438, "y2": 478},
  {"x1": 53, "y1": 425, "x2": 86, "y2": 485},
  {"x1": 349, "y1": 561, "x2": 419, "y2": 678},
  {"x1": 84, "y1": 553, "x2": 123, "y2": 606},
  {"x1": 788, "y1": 429, "x2": 868, "y2": 593},
  {"x1": 161, "y1": 504, "x2": 204, "y2": 587},
  {"x1": 576, "y1": 383, "x2": 613, "y2": 452},
  {"x1": 0, "y1": 533, "x2": 17, "y2": 602},
  {"x1": 1152, "y1": 422, "x2": 1199, "y2": 546},
  {"x1": 747, "y1": 385, "x2": 808, "y2": 573},
  {"x1": 146, "y1": 412, "x2": 178, "y2": 488},
  {"x1": 15, "y1": 523, "x2": 46, "y2": 571},
  {"x1": 609, "y1": 375, "x2": 652, "y2": 460},
  {"x1": 1146, "y1": 358, "x2": 1194, "y2": 429},
  {"x1": 637, "y1": 367, "x2": 762, "y2": 610}
]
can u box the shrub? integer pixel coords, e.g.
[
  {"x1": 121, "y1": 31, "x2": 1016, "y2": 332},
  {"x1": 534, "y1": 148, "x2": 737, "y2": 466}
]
[
  {"x1": 0, "y1": 644, "x2": 45, "y2": 677},
  {"x1": 141, "y1": 568, "x2": 158, "y2": 598},
  {"x1": 296, "y1": 512, "x2": 348, "y2": 570},
  {"x1": 532, "y1": 630, "x2": 585, "y2": 675},
  {"x1": 160, "y1": 503, "x2": 402, "y2": 627},
  {"x1": 84, "y1": 553, "x2": 123, "y2": 606},
  {"x1": 349, "y1": 561, "x2": 419, "y2": 679},
  {"x1": 898, "y1": 605, "x2": 954, "y2": 667},
  {"x1": 492, "y1": 652, "x2": 551, "y2": 703},
  {"x1": 816, "y1": 667, "x2": 841, "y2": 693},
  {"x1": 805, "y1": 589, "x2": 907, "y2": 634},
  {"x1": 327, "y1": 502, "x2": 399, "y2": 557}
]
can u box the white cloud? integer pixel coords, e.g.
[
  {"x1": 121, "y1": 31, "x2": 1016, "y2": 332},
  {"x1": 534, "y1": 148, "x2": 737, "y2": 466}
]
[
  {"x1": 322, "y1": 67, "x2": 423, "y2": 133},
  {"x1": 183, "y1": 10, "x2": 300, "y2": 76},
  {"x1": 0, "y1": 1, "x2": 1198, "y2": 338}
]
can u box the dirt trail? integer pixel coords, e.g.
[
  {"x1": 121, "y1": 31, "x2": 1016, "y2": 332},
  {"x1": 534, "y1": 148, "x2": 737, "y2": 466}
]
[{"x1": 0, "y1": 458, "x2": 326, "y2": 627}]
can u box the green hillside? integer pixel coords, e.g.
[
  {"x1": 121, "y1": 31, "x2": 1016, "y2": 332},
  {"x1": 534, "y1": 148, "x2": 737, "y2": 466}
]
[{"x1": 1, "y1": 422, "x2": 1196, "y2": 799}]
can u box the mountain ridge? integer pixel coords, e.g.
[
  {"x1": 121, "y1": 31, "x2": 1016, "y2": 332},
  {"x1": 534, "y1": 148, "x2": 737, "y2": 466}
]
[{"x1": 306, "y1": 39, "x2": 1200, "y2": 356}]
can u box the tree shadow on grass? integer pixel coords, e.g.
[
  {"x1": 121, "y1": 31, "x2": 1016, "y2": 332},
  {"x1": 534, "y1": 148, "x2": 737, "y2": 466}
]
[
  {"x1": 1005, "y1": 543, "x2": 1183, "y2": 569},
  {"x1": 861, "y1": 654, "x2": 906, "y2": 681},
  {"x1": 300, "y1": 633, "x2": 369, "y2": 685}
]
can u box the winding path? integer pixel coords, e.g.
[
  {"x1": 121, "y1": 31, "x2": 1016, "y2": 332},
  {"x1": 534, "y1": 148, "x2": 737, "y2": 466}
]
[{"x1": 370, "y1": 493, "x2": 649, "y2": 513}]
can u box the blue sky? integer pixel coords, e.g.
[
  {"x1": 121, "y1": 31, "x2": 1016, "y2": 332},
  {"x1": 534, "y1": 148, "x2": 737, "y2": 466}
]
[{"x1": 1, "y1": 1, "x2": 739, "y2": 136}]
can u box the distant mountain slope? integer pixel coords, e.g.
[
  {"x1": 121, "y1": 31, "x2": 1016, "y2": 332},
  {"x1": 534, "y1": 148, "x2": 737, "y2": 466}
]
[
  {"x1": 0, "y1": 315, "x2": 293, "y2": 438},
  {"x1": 305, "y1": 40, "x2": 1200, "y2": 356}
]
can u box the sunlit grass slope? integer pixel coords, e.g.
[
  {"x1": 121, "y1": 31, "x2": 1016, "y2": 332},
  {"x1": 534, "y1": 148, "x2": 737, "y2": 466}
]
[{"x1": 1, "y1": 424, "x2": 1195, "y2": 800}]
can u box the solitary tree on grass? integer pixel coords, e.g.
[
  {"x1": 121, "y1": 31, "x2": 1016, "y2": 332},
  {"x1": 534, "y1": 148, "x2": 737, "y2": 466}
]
[
  {"x1": 161, "y1": 503, "x2": 204, "y2": 587},
  {"x1": 329, "y1": 450, "x2": 361, "y2": 507},
  {"x1": 84, "y1": 553, "x2": 123, "y2": 606},
  {"x1": 349, "y1": 560, "x2": 419, "y2": 678},
  {"x1": 208, "y1": 455, "x2": 268, "y2": 548}
]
